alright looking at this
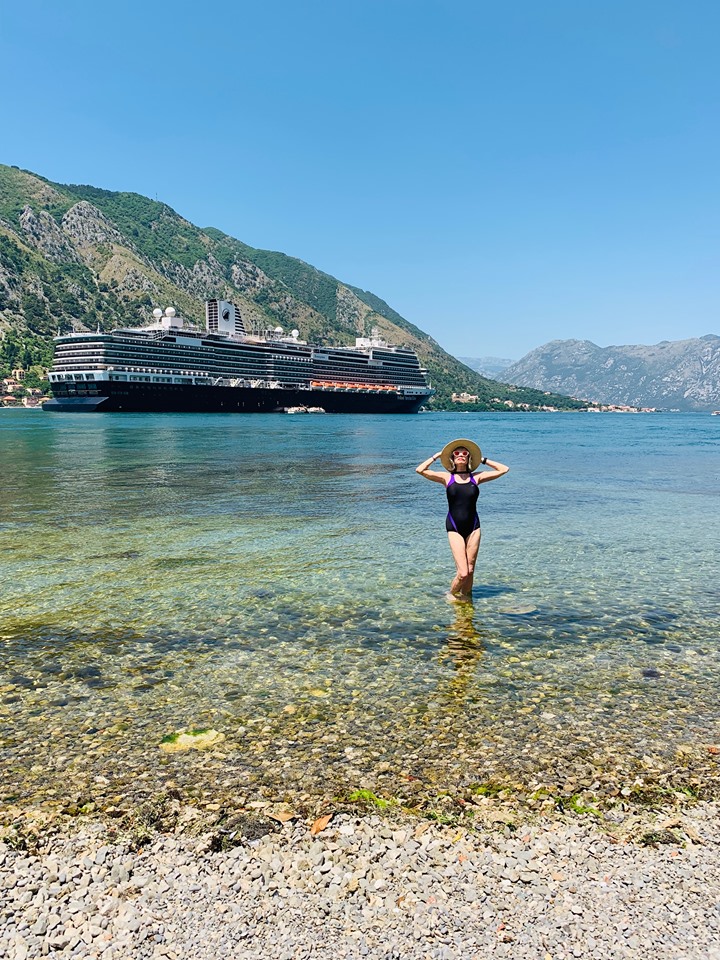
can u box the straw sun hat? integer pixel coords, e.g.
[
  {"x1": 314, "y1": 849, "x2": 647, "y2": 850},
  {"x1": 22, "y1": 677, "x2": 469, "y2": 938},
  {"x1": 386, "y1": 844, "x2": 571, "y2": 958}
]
[{"x1": 439, "y1": 438, "x2": 483, "y2": 472}]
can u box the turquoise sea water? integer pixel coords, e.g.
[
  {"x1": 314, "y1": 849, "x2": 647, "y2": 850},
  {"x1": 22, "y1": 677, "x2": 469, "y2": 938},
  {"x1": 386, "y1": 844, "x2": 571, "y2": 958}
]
[{"x1": 1, "y1": 409, "x2": 719, "y2": 812}]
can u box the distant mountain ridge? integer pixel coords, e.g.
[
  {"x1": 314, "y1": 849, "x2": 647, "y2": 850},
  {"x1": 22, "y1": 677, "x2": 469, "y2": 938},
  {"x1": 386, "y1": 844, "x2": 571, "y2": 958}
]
[
  {"x1": 458, "y1": 356, "x2": 515, "y2": 379},
  {"x1": 503, "y1": 336, "x2": 720, "y2": 411},
  {"x1": 0, "y1": 163, "x2": 586, "y2": 411}
]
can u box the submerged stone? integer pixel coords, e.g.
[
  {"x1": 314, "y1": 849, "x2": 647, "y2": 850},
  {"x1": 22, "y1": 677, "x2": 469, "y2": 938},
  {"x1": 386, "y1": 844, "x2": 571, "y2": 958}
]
[
  {"x1": 498, "y1": 604, "x2": 538, "y2": 616},
  {"x1": 159, "y1": 728, "x2": 225, "y2": 753}
]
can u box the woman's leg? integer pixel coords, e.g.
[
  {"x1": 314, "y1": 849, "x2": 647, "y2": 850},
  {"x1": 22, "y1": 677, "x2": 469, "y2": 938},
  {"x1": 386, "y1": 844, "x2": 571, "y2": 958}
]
[
  {"x1": 447, "y1": 531, "x2": 470, "y2": 595},
  {"x1": 463, "y1": 527, "x2": 482, "y2": 594}
]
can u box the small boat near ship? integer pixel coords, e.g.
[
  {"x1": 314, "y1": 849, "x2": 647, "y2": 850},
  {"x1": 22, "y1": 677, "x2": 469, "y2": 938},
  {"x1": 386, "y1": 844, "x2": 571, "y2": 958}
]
[{"x1": 44, "y1": 300, "x2": 433, "y2": 414}]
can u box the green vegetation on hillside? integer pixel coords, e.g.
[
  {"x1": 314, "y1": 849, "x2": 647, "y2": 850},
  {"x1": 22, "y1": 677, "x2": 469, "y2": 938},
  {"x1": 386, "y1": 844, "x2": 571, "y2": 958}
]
[
  {"x1": 0, "y1": 166, "x2": 73, "y2": 224},
  {"x1": 204, "y1": 229, "x2": 343, "y2": 330},
  {"x1": 241, "y1": 250, "x2": 339, "y2": 323},
  {"x1": 0, "y1": 228, "x2": 152, "y2": 337},
  {"x1": 64, "y1": 185, "x2": 213, "y2": 270},
  {"x1": 0, "y1": 330, "x2": 52, "y2": 376}
]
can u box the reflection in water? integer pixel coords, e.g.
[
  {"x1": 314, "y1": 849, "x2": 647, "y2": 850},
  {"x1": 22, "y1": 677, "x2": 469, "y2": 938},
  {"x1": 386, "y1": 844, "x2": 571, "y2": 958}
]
[
  {"x1": 444, "y1": 599, "x2": 485, "y2": 663},
  {"x1": 437, "y1": 599, "x2": 490, "y2": 704}
]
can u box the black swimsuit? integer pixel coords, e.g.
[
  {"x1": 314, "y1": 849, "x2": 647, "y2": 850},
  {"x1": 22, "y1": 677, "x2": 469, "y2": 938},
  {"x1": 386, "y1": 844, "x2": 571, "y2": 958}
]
[{"x1": 445, "y1": 473, "x2": 480, "y2": 540}]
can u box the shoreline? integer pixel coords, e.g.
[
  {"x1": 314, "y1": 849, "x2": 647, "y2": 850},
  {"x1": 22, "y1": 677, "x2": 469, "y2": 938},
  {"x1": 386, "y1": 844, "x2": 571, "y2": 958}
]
[
  {"x1": 4, "y1": 729, "x2": 720, "y2": 847},
  {"x1": 3, "y1": 760, "x2": 720, "y2": 874}
]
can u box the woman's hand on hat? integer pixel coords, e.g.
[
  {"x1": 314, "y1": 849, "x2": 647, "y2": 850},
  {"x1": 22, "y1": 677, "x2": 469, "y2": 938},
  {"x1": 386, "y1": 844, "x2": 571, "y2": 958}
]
[{"x1": 416, "y1": 451, "x2": 444, "y2": 474}]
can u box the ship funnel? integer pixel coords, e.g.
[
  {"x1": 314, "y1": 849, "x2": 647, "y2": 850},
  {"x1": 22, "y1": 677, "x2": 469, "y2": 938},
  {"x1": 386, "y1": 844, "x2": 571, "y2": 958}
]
[{"x1": 206, "y1": 299, "x2": 246, "y2": 336}]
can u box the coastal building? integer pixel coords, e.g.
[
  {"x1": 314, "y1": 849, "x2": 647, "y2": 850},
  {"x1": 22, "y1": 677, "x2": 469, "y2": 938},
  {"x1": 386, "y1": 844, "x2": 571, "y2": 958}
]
[{"x1": 587, "y1": 404, "x2": 657, "y2": 413}]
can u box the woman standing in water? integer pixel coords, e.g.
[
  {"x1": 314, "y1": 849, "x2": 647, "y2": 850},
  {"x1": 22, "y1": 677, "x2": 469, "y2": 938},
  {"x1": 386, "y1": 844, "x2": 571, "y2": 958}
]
[{"x1": 416, "y1": 439, "x2": 509, "y2": 599}]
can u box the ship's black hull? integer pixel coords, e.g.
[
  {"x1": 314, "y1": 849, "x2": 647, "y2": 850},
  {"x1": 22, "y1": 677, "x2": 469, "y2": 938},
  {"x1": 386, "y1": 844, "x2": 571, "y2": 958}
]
[{"x1": 44, "y1": 381, "x2": 426, "y2": 414}]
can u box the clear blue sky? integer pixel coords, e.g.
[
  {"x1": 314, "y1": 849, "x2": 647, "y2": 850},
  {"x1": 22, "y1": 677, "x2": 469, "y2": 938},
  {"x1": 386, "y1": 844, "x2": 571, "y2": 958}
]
[{"x1": 2, "y1": 0, "x2": 718, "y2": 358}]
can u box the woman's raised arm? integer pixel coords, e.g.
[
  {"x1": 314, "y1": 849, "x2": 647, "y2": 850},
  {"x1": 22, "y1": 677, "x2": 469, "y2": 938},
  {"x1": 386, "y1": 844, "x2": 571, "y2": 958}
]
[
  {"x1": 416, "y1": 451, "x2": 448, "y2": 484},
  {"x1": 474, "y1": 456, "x2": 509, "y2": 483}
]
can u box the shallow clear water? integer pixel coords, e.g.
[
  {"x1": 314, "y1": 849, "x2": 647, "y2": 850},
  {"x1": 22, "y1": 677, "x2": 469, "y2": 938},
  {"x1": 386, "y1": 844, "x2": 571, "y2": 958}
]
[{"x1": 1, "y1": 409, "x2": 719, "y2": 812}]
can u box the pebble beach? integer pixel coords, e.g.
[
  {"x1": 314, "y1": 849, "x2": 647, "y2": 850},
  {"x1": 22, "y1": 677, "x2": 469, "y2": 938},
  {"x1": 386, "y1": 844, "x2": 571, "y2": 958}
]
[{"x1": 2, "y1": 802, "x2": 720, "y2": 960}]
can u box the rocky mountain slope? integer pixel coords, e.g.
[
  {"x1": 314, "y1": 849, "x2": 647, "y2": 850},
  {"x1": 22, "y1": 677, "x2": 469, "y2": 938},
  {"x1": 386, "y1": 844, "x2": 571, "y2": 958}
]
[
  {"x1": 503, "y1": 337, "x2": 720, "y2": 411},
  {"x1": 0, "y1": 164, "x2": 586, "y2": 411}
]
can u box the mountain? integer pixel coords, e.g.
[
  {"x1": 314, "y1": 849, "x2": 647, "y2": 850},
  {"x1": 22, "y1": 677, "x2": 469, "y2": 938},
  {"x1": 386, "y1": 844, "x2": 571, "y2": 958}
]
[
  {"x1": 503, "y1": 337, "x2": 720, "y2": 411},
  {"x1": 458, "y1": 356, "x2": 515, "y2": 379},
  {"x1": 0, "y1": 164, "x2": 587, "y2": 411}
]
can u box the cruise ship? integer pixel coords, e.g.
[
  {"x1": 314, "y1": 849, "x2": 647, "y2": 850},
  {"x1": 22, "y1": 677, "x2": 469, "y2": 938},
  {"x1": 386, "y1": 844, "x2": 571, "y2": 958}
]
[{"x1": 44, "y1": 300, "x2": 433, "y2": 414}]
